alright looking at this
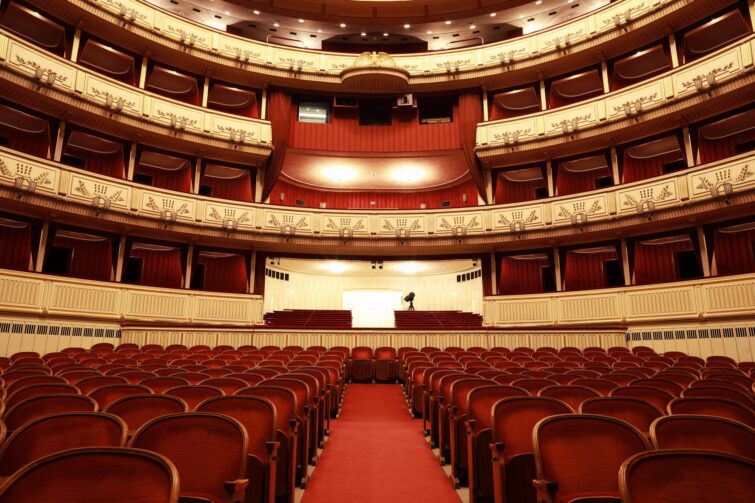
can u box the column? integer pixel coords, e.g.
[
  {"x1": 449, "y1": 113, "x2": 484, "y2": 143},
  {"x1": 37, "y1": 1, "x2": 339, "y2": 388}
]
[
  {"x1": 184, "y1": 244, "x2": 194, "y2": 289},
  {"x1": 35, "y1": 222, "x2": 49, "y2": 272},
  {"x1": 114, "y1": 235, "x2": 127, "y2": 282},
  {"x1": 202, "y1": 76, "x2": 210, "y2": 108},
  {"x1": 53, "y1": 121, "x2": 66, "y2": 162},
  {"x1": 620, "y1": 238, "x2": 632, "y2": 286},
  {"x1": 553, "y1": 247, "x2": 562, "y2": 292},
  {"x1": 138, "y1": 56, "x2": 149, "y2": 89},
  {"x1": 248, "y1": 251, "x2": 257, "y2": 294},
  {"x1": 697, "y1": 226, "x2": 711, "y2": 277},
  {"x1": 610, "y1": 146, "x2": 620, "y2": 185},
  {"x1": 489, "y1": 252, "x2": 497, "y2": 296},
  {"x1": 126, "y1": 142, "x2": 137, "y2": 180},
  {"x1": 70, "y1": 28, "x2": 82, "y2": 63},
  {"x1": 546, "y1": 160, "x2": 555, "y2": 197},
  {"x1": 482, "y1": 87, "x2": 489, "y2": 122},
  {"x1": 682, "y1": 126, "x2": 695, "y2": 167}
]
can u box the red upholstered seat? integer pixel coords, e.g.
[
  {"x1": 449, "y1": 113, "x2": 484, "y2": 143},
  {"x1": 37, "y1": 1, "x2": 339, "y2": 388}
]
[
  {"x1": 105, "y1": 394, "x2": 188, "y2": 434},
  {"x1": 139, "y1": 376, "x2": 191, "y2": 394},
  {"x1": 510, "y1": 378, "x2": 558, "y2": 395},
  {"x1": 198, "y1": 396, "x2": 279, "y2": 503},
  {"x1": 3, "y1": 395, "x2": 97, "y2": 432},
  {"x1": 533, "y1": 414, "x2": 650, "y2": 503},
  {"x1": 199, "y1": 377, "x2": 250, "y2": 395},
  {"x1": 0, "y1": 447, "x2": 179, "y2": 503},
  {"x1": 446, "y1": 378, "x2": 491, "y2": 484},
  {"x1": 569, "y1": 378, "x2": 619, "y2": 396},
  {"x1": 0, "y1": 412, "x2": 127, "y2": 477},
  {"x1": 667, "y1": 397, "x2": 755, "y2": 428},
  {"x1": 5, "y1": 375, "x2": 67, "y2": 396},
  {"x1": 610, "y1": 386, "x2": 674, "y2": 411},
  {"x1": 88, "y1": 384, "x2": 152, "y2": 409},
  {"x1": 350, "y1": 346, "x2": 374, "y2": 382},
  {"x1": 130, "y1": 412, "x2": 248, "y2": 503},
  {"x1": 629, "y1": 378, "x2": 684, "y2": 396},
  {"x1": 619, "y1": 450, "x2": 755, "y2": 503},
  {"x1": 681, "y1": 385, "x2": 754, "y2": 407},
  {"x1": 491, "y1": 397, "x2": 573, "y2": 503},
  {"x1": 579, "y1": 397, "x2": 664, "y2": 433},
  {"x1": 374, "y1": 347, "x2": 398, "y2": 382},
  {"x1": 5, "y1": 383, "x2": 80, "y2": 409},
  {"x1": 538, "y1": 385, "x2": 600, "y2": 411},
  {"x1": 650, "y1": 414, "x2": 755, "y2": 459},
  {"x1": 164, "y1": 385, "x2": 224, "y2": 410}
]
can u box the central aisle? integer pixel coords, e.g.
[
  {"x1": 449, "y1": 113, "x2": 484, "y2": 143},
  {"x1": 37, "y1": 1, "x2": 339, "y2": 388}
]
[{"x1": 301, "y1": 384, "x2": 462, "y2": 503}]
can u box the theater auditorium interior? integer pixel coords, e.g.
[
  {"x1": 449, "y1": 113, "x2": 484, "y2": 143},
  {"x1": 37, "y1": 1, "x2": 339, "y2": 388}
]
[{"x1": 0, "y1": 0, "x2": 753, "y2": 501}]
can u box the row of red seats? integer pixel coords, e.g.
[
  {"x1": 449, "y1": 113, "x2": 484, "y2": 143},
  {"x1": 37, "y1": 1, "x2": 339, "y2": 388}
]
[
  {"x1": 0, "y1": 343, "x2": 353, "y2": 503},
  {"x1": 398, "y1": 347, "x2": 754, "y2": 503}
]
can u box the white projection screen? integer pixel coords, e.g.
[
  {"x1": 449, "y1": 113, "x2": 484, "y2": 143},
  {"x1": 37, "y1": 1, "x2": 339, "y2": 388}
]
[{"x1": 343, "y1": 290, "x2": 403, "y2": 328}]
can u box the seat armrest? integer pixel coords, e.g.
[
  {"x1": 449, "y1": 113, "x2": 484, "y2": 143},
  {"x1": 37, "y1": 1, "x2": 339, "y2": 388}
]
[
  {"x1": 266, "y1": 440, "x2": 280, "y2": 462},
  {"x1": 532, "y1": 478, "x2": 559, "y2": 503},
  {"x1": 465, "y1": 418, "x2": 475, "y2": 436},
  {"x1": 224, "y1": 479, "x2": 249, "y2": 503}
]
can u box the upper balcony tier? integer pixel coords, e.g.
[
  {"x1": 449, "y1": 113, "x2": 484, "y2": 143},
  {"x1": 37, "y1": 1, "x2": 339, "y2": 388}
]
[
  {"x1": 0, "y1": 28, "x2": 273, "y2": 163},
  {"x1": 2, "y1": 144, "x2": 752, "y2": 255},
  {"x1": 28, "y1": 0, "x2": 733, "y2": 92},
  {"x1": 475, "y1": 34, "x2": 755, "y2": 166}
]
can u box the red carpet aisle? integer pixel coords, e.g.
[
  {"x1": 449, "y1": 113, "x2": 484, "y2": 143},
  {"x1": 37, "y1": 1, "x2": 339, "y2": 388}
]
[{"x1": 301, "y1": 384, "x2": 462, "y2": 503}]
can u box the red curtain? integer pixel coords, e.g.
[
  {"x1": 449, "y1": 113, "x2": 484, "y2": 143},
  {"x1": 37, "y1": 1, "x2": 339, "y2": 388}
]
[
  {"x1": 481, "y1": 255, "x2": 493, "y2": 296},
  {"x1": 196, "y1": 254, "x2": 248, "y2": 294},
  {"x1": 201, "y1": 171, "x2": 253, "y2": 202},
  {"x1": 622, "y1": 151, "x2": 683, "y2": 183},
  {"x1": 698, "y1": 129, "x2": 755, "y2": 164},
  {"x1": 0, "y1": 123, "x2": 50, "y2": 158},
  {"x1": 253, "y1": 252, "x2": 266, "y2": 295},
  {"x1": 269, "y1": 178, "x2": 478, "y2": 209},
  {"x1": 563, "y1": 250, "x2": 618, "y2": 291},
  {"x1": 137, "y1": 164, "x2": 192, "y2": 193},
  {"x1": 53, "y1": 234, "x2": 112, "y2": 281},
  {"x1": 633, "y1": 239, "x2": 695, "y2": 285},
  {"x1": 77, "y1": 148, "x2": 124, "y2": 179},
  {"x1": 130, "y1": 247, "x2": 183, "y2": 289},
  {"x1": 556, "y1": 167, "x2": 609, "y2": 196},
  {"x1": 713, "y1": 228, "x2": 755, "y2": 276},
  {"x1": 458, "y1": 92, "x2": 487, "y2": 203},
  {"x1": 498, "y1": 256, "x2": 549, "y2": 295},
  {"x1": 0, "y1": 223, "x2": 32, "y2": 271},
  {"x1": 262, "y1": 90, "x2": 293, "y2": 201},
  {"x1": 494, "y1": 174, "x2": 545, "y2": 204}
]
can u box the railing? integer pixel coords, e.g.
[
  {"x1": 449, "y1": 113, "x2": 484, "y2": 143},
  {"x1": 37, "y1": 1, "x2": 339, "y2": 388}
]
[
  {"x1": 0, "y1": 29, "x2": 273, "y2": 151},
  {"x1": 476, "y1": 35, "x2": 755, "y2": 151},
  {"x1": 1, "y1": 145, "x2": 752, "y2": 240},
  {"x1": 61, "y1": 0, "x2": 677, "y2": 86},
  {"x1": 0, "y1": 269, "x2": 264, "y2": 325},
  {"x1": 483, "y1": 273, "x2": 755, "y2": 327}
]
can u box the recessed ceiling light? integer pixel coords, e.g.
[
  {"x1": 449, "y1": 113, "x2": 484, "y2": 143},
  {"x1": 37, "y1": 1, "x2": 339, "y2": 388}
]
[
  {"x1": 273, "y1": 22, "x2": 279, "y2": 27},
  {"x1": 426, "y1": 30, "x2": 433, "y2": 34},
  {"x1": 392, "y1": 166, "x2": 423, "y2": 184},
  {"x1": 469, "y1": 24, "x2": 476, "y2": 29},
  {"x1": 298, "y1": 19, "x2": 304, "y2": 23},
  {"x1": 253, "y1": 10, "x2": 260, "y2": 15},
  {"x1": 382, "y1": 32, "x2": 389, "y2": 36},
  {"x1": 339, "y1": 23, "x2": 346, "y2": 28},
  {"x1": 490, "y1": 12, "x2": 496, "y2": 17},
  {"x1": 444, "y1": 20, "x2": 451, "y2": 25},
  {"x1": 323, "y1": 261, "x2": 349, "y2": 274},
  {"x1": 224, "y1": 11, "x2": 230, "y2": 15},
  {"x1": 404, "y1": 24, "x2": 411, "y2": 28},
  {"x1": 536, "y1": 0, "x2": 542, "y2": 4},
  {"x1": 323, "y1": 166, "x2": 357, "y2": 183},
  {"x1": 361, "y1": 32, "x2": 367, "y2": 36},
  {"x1": 317, "y1": 29, "x2": 322, "y2": 33}
]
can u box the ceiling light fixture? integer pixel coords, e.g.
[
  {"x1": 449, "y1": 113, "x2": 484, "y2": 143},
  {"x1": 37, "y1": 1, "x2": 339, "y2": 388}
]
[
  {"x1": 298, "y1": 19, "x2": 304, "y2": 23},
  {"x1": 395, "y1": 262, "x2": 424, "y2": 274},
  {"x1": 383, "y1": 32, "x2": 389, "y2": 36},
  {"x1": 339, "y1": 23, "x2": 346, "y2": 28},
  {"x1": 426, "y1": 30, "x2": 433, "y2": 34},
  {"x1": 404, "y1": 24, "x2": 411, "y2": 28},
  {"x1": 323, "y1": 261, "x2": 349, "y2": 274},
  {"x1": 490, "y1": 12, "x2": 497, "y2": 17},
  {"x1": 273, "y1": 22, "x2": 279, "y2": 27},
  {"x1": 469, "y1": 24, "x2": 476, "y2": 29},
  {"x1": 253, "y1": 10, "x2": 260, "y2": 14},
  {"x1": 444, "y1": 20, "x2": 451, "y2": 25},
  {"x1": 323, "y1": 166, "x2": 357, "y2": 184},
  {"x1": 361, "y1": 32, "x2": 367, "y2": 36},
  {"x1": 536, "y1": 0, "x2": 542, "y2": 4},
  {"x1": 392, "y1": 166, "x2": 424, "y2": 184}
]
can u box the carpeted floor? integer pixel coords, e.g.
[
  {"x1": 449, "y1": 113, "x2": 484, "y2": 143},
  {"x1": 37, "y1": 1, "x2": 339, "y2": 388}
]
[{"x1": 301, "y1": 384, "x2": 462, "y2": 503}]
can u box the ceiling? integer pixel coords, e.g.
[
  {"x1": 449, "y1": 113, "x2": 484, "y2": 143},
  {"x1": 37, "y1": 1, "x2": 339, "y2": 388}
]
[
  {"x1": 268, "y1": 257, "x2": 480, "y2": 276},
  {"x1": 280, "y1": 148, "x2": 470, "y2": 191},
  {"x1": 145, "y1": 0, "x2": 609, "y2": 51}
]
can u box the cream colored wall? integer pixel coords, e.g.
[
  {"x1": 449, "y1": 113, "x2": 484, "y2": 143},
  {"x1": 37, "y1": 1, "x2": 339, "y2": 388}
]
[{"x1": 262, "y1": 268, "x2": 483, "y2": 314}]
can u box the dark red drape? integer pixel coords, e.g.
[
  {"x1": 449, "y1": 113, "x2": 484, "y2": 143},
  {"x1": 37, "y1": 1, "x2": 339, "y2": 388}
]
[
  {"x1": 262, "y1": 90, "x2": 293, "y2": 201},
  {"x1": 137, "y1": 164, "x2": 192, "y2": 193},
  {"x1": 253, "y1": 252, "x2": 266, "y2": 295},
  {"x1": 0, "y1": 223, "x2": 32, "y2": 271},
  {"x1": 494, "y1": 174, "x2": 545, "y2": 204},
  {"x1": 563, "y1": 250, "x2": 618, "y2": 291},
  {"x1": 196, "y1": 254, "x2": 248, "y2": 294},
  {"x1": 130, "y1": 247, "x2": 183, "y2": 289},
  {"x1": 201, "y1": 171, "x2": 253, "y2": 203},
  {"x1": 622, "y1": 151, "x2": 684, "y2": 183},
  {"x1": 458, "y1": 92, "x2": 487, "y2": 203},
  {"x1": 53, "y1": 234, "x2": 112, "y2": 281},
  {"x1": 713, "y1": 228, "x2": 755, "y2": 276},
  {"x1": 0, "y1": 123, "x2": 50, "y2": 158},
  {"x1": 481, "y1": 255, "x2": 493, "y2": 296},
  {"x1": 498, "y1": 256, "x2": 549, "y2": 295},
  {"x1": 698, "y1": 129, "x2": 755, "y2": 165},
  {"x1": 556, "y1": 167, "x2": 610, "y2": 196},
  {"x1": 633, "y1": 239, "x2": 695, "y2": 285},
  {"x1": 269, "y1": 178, "x2": 478, "y2": 209}
]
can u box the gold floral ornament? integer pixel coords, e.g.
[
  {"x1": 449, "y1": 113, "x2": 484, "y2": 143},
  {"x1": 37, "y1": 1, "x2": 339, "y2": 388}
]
[{"x1": 352, "y1": 51, "x2": 397, "y2": 68}]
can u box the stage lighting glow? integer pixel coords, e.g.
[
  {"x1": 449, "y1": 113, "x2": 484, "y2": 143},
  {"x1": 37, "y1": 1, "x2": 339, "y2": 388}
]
[
  {"x1": 394, "y1": 261, "x2": 424, "y2": 274},
  {"x1": 391, "y1": 166, "x2": 423, "y2": 184},
  {"x1": 323, "y1": 261, "x2": 350, "y2": 274},
  {"x1": 323, "y1": 166, "x2": 357, "y2": 183}
]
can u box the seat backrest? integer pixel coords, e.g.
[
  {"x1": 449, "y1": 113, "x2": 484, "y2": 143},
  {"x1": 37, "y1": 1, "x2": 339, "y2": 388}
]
[
  {"x1": 579, "y1": 397, "x2": 664, "y2": 432},
  {"x1": 5, "y1": 375, "x2": 66, "y2": 396},
  {"x1": 619, "y1": 450, "x2": 755, "y2": 503},
  {"x1": 375, "y1": 347, "x2": 397, "y2": 360},
  {"x1": 467, "y1": 385, "x2": 531, "y2": 430},
  {"x1": 88, "y1": 384, "x2": 152, "y2": 409},
  {"x1": 197, "y1": 396, "x2": 277, "y2": 462},
  {"x1": 630, "y1": 378, "x2": 684, "y2": 396},
  {"x1": 650, "y1": 414, "x2": 755, "y2": 459},
  {"x1": 492, "y1": 397, "x2": 573, "y2": 459},
  {"x1": 351, "y1": 346, "x2": 373, "y2": 360},
  {"x1": 509, "y1": 378, "x2": 558, "y2": 395},
  {"x1": 681, "y1": 386, "x2": 754, "y2": 407},
  {"x1": 75, "y1": 376, "x2": 129, "y2": 395},
  {"x1": 668, "y1": 397, "x2": 755, "y2": 428},
  {"x1": 3, "y1": 395, "x2": 98, "y2": 432},
  {"x1": 139, "y1": 377, "x2": 191, "y2": 394},
  {"x1": 170, "y1": 372, "x2": 212, "y2": 384},
  {"x1": 449, "y1": 379, "x2": 491, "y2": 413},
  {"x1": 105, "y1": 395, "x2": 188, "y2": 433},
  {"x1": 0, "y1": 412, "x2": 127, "y2": 476},
  {"x1": 0, "y1": 447, "x2": 179, "y2": 503},
  {"x1": 534, "y1": 414, "x2": 650, "y2": 499},
  {"x1": 610, "y1": 386, "x2": 674, "y2": 411},
  {"x1": 538, "y1": 385, "x2": 600, "y2": 411},
  {"x1": 199, "y1": 377, "x2": 249, "y2": 395},
  {"x1": 235, "y1": 385, "x2": 298, "y2": 435},
  {"x1": 6, "y1": 383, "x2": 80, "y2": 409},
  {"x1": 130, "y1": 413, "x2": 247, "y2": 503},
  {"x1": 164, "y1": 385, "x2": 224, "y2": 410},
  {"x1": 569, "y1": 378, "x2": 618, "y2": 396}
]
